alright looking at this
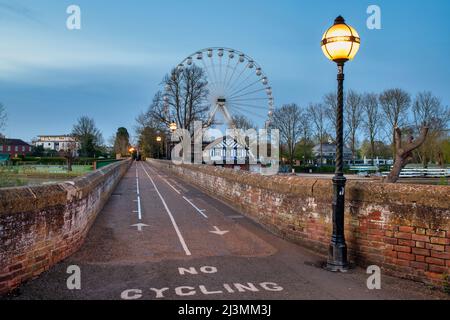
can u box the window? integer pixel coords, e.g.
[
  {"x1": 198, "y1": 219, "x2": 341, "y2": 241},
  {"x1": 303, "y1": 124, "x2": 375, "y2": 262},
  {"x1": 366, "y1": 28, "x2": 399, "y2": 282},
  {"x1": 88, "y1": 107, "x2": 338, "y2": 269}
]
[
  {"x1": 0, "y1": 145, "x2": 3, "y2": 151},
  {"x1": 15, "y1": 146, "x2": 19, "y2": 152},
  {"x1": 22, "y1": 146, "x2": 26, "y2": 152},
  {"x1": 7, "y1": 146, "x2": 11, "y2": 151}
]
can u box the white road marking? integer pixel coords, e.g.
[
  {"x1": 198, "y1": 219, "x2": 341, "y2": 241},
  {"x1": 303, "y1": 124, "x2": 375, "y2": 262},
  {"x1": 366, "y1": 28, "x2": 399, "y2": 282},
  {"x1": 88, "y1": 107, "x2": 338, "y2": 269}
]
[
  {"x1": 183, "y1": 197, "x2": 208, "y2": 219},
  {"x1": 140, "y1": 163, "x2": 192, "y2": 256},
  {"x1": 169, "y1": 179, "x2": 189, "y2": 192},
  {"x1": 135, "y1": 164, "x2": 142, "y2": 220},
  {"x1": 145, "y1": 163, "x2": 181, "y2": 194},
  {"x1": 209, "y1": 226, "x2": 229, "y2": 236},
  {"x1": 131, "y1": 223, "x2": 149, "y2": 232}
]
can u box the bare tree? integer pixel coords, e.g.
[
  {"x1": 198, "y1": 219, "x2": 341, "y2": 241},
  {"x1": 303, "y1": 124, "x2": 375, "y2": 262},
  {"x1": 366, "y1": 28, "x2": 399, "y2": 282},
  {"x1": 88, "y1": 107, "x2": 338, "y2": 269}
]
[
  {"x1": 379, "y1": 88, "x2": 411, "y2": 157},
  {"x1": 271, "y1": 104, "x2": 303, "y2": 168},
  {"x1": 308, "y1": 103, "x2": 329, "y2": 166},
  {"x1": 298, "y1": 106, "x2": 312, "y2": 143},
  {"x1": 383, "y1": 126, "x2": 429, "y2": 183},
  {"x1": 413, "y1": 91, "x2": 450, "y2": 167},
  {"x1": 72, "y1": 116, "x2": 103, "y2": 158},
  {"x1": 345, "y1": 90, "x2": 363, "y2": 163},
  {"x1": 362, "y1": 93, "x2": 382, "y2": 164},
  {"x1": 297, "y1": 106, "x2": 313, "y2": 164},
  {"x1": 149, "y1": 65, "x2": 211, "y2": 134},
  {"x1": 323, "y1": 92, "x2": 337, "y2": 143},
  {"x1": 231, "y1": 114, "x2": 255, "y2": 131}
]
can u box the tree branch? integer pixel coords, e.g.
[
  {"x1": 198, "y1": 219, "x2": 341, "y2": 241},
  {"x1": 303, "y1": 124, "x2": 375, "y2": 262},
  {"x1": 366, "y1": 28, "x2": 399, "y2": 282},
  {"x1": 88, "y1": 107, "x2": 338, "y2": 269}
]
[{"x1": 403, "y1": 126, "x2": 429, "y2": 154}]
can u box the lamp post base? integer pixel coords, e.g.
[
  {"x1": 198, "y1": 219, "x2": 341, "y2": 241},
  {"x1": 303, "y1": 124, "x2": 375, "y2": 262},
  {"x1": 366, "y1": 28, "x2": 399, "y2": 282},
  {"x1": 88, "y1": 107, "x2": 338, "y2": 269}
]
[
  {"x1": 326, "y1": 174, "x2": 349, "y2": 273},
  {"x1": 326, "y1": 242, "x2": 349, "y2": 272}
]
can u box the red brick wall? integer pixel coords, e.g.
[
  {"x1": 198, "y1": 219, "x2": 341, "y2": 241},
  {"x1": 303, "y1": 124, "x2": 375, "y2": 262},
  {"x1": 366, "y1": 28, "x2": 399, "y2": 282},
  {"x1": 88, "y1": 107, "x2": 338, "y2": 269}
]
[
  {"x1": 150, "y1": 160, "x2": 450, "y2": 290},
  {"x1": 0, "y1": 160, "x2": 131, "y2": 295}
]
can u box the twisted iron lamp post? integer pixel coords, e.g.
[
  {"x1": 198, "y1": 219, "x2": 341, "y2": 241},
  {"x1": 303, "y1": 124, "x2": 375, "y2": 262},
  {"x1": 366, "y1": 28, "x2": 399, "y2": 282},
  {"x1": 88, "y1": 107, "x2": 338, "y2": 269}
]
[{"x1": 321, "y1": 16, "x2": 360, "y2": 272}]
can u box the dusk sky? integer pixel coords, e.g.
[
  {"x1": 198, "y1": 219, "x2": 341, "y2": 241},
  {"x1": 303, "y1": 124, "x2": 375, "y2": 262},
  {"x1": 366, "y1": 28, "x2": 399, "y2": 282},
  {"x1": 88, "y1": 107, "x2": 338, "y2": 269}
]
[{"x1": 0, "y1": 0, "x2": 449, "y2": 143}]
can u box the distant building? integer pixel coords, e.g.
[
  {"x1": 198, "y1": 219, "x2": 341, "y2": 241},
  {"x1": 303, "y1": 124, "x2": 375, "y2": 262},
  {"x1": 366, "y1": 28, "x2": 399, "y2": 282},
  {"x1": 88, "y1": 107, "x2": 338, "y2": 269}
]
[
  {"x1": 202, "y1": 135, "x2": 276, "y2": 173},
  {"x1": 34, "y1": 135, "x2": 80, "y2": 153},
  {"x1": 313, "y1": 143, "x2": 352, "y2": 165},
  {"x1": 203, "y1": 136, "x2": 253, "y2": 165},
  {"x1": 0, "y1": 139, "x2": 33, "y2": 157}
]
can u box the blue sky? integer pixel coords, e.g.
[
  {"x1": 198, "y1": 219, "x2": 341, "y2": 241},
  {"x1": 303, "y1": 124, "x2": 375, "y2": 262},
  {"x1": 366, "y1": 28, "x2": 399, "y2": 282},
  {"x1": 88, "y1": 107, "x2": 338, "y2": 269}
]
[{"x1": 0, "y1": 0, "x2": 449, "y2": 143}]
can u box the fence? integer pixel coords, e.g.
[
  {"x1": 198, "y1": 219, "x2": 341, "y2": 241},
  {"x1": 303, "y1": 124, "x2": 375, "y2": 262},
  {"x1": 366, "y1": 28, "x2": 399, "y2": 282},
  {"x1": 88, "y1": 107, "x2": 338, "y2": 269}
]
[{"x1": 382, "y1": 168, "x2": 450, "y2": 178}]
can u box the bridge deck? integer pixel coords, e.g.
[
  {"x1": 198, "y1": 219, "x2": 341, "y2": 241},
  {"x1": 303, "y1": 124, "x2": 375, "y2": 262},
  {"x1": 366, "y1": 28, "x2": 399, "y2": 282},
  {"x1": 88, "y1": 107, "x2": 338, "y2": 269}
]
[{"x1": 6, "y1": 162, "x2": 447, "y2": 300}]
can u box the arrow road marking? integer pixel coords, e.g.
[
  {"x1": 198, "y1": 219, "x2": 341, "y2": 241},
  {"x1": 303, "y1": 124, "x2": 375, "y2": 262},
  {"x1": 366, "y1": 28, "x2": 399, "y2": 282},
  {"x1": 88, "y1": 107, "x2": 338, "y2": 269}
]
[
  {"x1": 209, "y1": 226, "x2": 229, "y2": 236},
  {"x1": 131, "y1": 223, "x2": 149, "y2": 232}
]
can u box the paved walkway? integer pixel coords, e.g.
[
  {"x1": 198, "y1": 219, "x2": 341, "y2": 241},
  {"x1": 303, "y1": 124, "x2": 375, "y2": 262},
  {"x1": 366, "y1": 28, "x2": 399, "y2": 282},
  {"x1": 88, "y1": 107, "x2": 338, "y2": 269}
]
[{"x1": 7, "y1": 162, "x2": 448, "y2": 300}]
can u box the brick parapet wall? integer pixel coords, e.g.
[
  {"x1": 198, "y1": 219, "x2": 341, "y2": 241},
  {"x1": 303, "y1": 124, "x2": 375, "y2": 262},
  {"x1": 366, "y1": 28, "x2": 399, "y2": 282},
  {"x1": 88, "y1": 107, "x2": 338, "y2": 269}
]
[
  {"x1": 0, "y1": 159, "x2": 131, "y2": 295},
  {"x1": 149, "y1": 160, "x2": 450, "y2": 290}
]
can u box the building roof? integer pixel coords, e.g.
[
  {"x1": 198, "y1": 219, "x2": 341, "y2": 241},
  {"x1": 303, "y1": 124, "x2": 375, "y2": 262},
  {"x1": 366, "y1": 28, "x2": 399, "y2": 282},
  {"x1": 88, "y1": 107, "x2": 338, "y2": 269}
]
[
  {"x1": 204, "y1": 135, "x2": 248, "y2": 151},
  {"x1": 38, "y1": 134, "x2": 72, "y2": 137},
  {"x1": 1, "y1": 139, "x2": 32, "y2": 146}
]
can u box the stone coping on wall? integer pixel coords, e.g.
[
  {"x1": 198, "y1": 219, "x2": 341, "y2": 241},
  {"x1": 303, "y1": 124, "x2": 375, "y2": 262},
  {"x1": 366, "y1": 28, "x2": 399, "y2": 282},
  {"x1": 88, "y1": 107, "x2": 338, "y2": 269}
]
[
  {"x1": 0, "y1": 161, "x2": 128, "y2": 216},
  {"x1": 150, "y1": 160, "x2": 449, "y2": 209}
]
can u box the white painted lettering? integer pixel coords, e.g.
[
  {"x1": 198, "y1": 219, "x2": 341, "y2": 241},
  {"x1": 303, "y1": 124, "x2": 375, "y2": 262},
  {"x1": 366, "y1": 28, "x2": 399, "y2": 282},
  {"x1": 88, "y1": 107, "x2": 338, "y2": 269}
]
[
  {"x1": 200, "y1": 266, "x2": 218, "y2": 274},
  {"x1": 199, "y1": 285, "x2": 223, "y2": 295},
  {"x1": 260, "y1": 282, "x2": 284, "y2": 292},
  {"x1": 150, "y1": 287, "x2": 169, "y2": 299},
  {"x1": 233, "y1": 283, "x2": 259, "y2": 293},
  {"x1": 120, "y1": 289, "x2": 142, "y2": 300},
  {"x1": 175, "y1": 286, "x2": 196, "y2": 297},
  {"x1": 178, "y1": 267, "x2": 198, "y2": 275}
]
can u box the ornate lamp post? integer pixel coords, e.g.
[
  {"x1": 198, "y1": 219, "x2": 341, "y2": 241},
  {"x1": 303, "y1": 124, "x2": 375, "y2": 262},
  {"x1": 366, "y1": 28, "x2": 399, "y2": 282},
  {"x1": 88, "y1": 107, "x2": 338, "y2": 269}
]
[
  {"x1": 168, "y1": 122, "x2": 178, "y2": 160},
  {"x1": 321, "y1": 16, "x2": 360, "y2": 272}
]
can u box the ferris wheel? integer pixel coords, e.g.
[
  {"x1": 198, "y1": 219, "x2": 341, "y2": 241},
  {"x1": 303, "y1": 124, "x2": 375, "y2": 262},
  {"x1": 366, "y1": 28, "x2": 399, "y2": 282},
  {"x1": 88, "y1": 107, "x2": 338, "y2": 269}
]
[{"x1": 164, "y1": 47, "x2": 274, "y2": 129}]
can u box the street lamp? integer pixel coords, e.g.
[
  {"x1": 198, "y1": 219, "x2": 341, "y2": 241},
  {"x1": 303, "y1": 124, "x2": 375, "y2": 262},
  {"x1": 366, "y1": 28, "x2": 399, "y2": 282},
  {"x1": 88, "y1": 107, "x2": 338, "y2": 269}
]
[
  {"x1": 321, "y1": 16, "x2": 360, "y2": 272},
  {"x1": 168, "y1": 122, "x2": 178, "y2": 160},
  {"x1": 156, "y1": 136, "x2": 162, "y2": 159},
  {"x1": 169, "y1": 122, "x2": 178, "y2": 133}
]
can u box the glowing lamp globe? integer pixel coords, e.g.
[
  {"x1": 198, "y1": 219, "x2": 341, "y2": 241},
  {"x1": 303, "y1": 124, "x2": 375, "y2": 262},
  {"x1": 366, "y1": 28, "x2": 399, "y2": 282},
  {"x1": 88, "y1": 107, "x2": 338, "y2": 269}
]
[
  {"x1": 321, "y1": 16, "x2": 360, "y2": 63},
  {"x1": 156, "y1": 136, "x2": 162, "y2": 142},
  {"x1": 169, "y1": 122, "x2": 178, "y2": 132}
]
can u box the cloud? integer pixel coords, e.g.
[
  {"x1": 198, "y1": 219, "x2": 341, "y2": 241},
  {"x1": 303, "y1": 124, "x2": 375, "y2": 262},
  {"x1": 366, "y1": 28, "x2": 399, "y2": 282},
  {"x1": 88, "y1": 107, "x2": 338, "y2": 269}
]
[
  {"x1": 0, "y1": 33, "x2": 179, "y2": 86},
  {"x1": 0, "y1": 49, "x2": 178, "y2": 88}
]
